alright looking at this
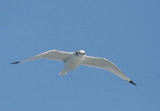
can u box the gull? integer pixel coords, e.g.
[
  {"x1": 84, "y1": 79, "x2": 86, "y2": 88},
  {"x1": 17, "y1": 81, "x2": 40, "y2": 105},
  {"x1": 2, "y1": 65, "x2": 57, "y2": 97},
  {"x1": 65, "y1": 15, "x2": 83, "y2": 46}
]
[{"x1": 11, "y1": 50, "x2": 136, "y2": 85}]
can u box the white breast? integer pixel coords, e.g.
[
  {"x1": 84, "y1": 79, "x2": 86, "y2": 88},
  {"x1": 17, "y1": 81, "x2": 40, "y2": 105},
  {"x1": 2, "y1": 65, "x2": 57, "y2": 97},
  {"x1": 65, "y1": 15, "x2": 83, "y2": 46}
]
[{"x1": 59, "y1": 55, "x2": 84, "y2": 75}]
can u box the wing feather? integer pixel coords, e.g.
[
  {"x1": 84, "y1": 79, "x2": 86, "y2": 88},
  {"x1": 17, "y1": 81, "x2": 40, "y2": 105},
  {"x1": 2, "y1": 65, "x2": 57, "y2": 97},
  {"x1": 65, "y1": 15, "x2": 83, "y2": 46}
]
[
  {"x1": 13, "y1": 50, "x2": 72, "y2": 63},
  {"x1": 81, "y1": 56, "x2": 130, "y2": 81}
]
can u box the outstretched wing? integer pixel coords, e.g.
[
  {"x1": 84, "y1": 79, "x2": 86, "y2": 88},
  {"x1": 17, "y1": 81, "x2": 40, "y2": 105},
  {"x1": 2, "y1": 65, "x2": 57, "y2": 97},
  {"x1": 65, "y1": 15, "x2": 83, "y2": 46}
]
[
  {"x1": 11, "y1": 50, "x2": 72, "y2": 64},
  {"x1": 81, "y1": 56, "x2": 136, "y2": 85}
]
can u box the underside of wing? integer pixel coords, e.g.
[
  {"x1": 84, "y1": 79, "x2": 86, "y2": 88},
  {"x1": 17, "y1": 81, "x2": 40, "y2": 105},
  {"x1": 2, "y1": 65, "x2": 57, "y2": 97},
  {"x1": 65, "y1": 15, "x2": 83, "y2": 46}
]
[
  {"x1": 35, "y1": 50, "x2": 72, "y2": 62},
  {"x1": 81, "y1": 56, "x2": 130, "y2": 81},
  {"x1": 13, "y1": 50, "x2": 73, "y2": 63}
]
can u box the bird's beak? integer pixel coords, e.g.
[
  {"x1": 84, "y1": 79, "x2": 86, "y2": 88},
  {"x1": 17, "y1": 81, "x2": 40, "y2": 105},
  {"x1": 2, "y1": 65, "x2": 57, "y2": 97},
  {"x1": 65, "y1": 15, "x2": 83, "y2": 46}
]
[{"x1": 83, "y1": 52, "x2": 86, "y2": 55}]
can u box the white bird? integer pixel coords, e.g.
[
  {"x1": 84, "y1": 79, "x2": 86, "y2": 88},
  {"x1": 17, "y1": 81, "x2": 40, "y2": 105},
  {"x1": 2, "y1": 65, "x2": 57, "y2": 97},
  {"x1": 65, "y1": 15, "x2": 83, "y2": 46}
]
[{"x1": 11, "y1": 50, "x2": 136, "y2": 85}]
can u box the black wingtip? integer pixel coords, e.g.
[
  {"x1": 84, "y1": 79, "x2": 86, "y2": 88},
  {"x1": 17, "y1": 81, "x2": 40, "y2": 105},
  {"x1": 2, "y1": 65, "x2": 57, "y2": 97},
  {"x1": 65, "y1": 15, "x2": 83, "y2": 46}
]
[
  {"x1": 129, "y1": 80, "x2": 137, "y2": 86},
  {"x1": 11, "y1": 61, "x2": 20, "y2": 64}
]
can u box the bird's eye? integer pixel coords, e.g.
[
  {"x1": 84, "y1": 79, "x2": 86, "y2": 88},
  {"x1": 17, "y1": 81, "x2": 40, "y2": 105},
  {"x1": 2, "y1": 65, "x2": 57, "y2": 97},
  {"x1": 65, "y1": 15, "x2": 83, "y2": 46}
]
[{"x1": 79, "y1": 52, "x2": 81, "y2": 54}]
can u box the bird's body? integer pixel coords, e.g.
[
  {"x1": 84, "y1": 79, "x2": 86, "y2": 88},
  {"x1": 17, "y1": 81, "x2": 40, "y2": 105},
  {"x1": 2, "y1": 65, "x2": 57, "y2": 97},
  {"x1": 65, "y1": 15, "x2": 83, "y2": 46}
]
[
  {"x1": 59, "y1": 52, "x2": 85, "y2": 75},
  {"x1": 12, "y1": 50, "x2": 136, "y2": 85}
]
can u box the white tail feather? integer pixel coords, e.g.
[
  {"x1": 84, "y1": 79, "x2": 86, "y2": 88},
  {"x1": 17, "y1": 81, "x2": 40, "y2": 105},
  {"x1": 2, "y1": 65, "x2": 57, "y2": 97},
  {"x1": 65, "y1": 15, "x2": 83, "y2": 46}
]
[{"x1": 59, "y1": 71, "x2": 67, "y2": 75}]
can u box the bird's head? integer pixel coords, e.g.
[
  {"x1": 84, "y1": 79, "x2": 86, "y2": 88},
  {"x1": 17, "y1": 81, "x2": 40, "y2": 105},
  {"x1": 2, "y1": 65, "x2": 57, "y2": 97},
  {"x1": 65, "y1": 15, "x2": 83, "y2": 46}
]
[{"x1": 75, "y1": 50, "x2": 86, "y2": 56}]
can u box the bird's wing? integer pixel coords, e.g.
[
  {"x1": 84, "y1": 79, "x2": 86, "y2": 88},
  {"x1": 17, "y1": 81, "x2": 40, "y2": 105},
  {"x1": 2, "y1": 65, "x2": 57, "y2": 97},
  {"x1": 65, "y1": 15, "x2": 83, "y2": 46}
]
[
  {"x1": 11, "y1": 50, "x2": 72, "y2": 64},
  {"x1": 81, "y1": 56, "x2": 136, "y2": 85}
]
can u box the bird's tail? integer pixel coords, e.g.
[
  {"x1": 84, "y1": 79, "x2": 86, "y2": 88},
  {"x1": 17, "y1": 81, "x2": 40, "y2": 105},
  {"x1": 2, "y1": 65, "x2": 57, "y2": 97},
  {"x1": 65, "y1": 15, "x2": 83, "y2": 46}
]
[{"x1": 59, "y1": 71, "x2": 67, "y2": 75}]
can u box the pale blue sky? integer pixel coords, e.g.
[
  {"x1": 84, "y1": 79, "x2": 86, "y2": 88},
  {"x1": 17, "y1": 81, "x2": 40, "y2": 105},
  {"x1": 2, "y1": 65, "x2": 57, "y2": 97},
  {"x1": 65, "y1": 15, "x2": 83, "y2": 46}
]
[{"x1": 0, "y1": 0, "x2": 160, "y2": 111}]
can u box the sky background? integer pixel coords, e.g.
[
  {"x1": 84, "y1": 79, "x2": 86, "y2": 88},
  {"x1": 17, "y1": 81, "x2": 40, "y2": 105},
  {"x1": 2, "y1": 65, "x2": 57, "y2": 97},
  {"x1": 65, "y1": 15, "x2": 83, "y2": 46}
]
[{"x1": 1, "y1": 0, "x2": 160, "y2": 111}]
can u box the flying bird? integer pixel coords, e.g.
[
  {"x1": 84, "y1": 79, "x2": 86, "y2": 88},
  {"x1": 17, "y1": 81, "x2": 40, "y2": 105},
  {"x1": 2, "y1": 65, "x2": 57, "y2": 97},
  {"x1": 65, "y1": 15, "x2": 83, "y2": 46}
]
[{"x1": 11, "y1": 50, "x2": 136, "y2": 85}]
